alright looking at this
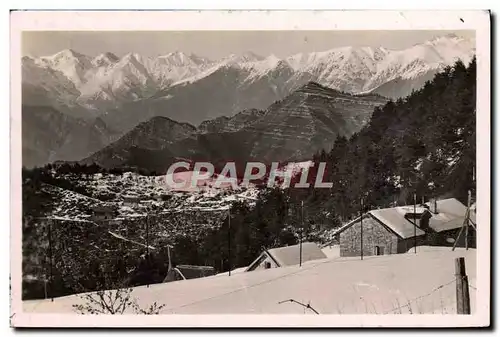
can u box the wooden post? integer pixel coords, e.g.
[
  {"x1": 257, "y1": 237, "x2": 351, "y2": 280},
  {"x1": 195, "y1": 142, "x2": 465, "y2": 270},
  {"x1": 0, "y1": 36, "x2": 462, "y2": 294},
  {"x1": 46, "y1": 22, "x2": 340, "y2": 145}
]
[
  {"x1": 360, "y1": 198, "x2": 363, "y2": 261},
  {"x1": 455, "y1": 257, "x2": 471, "y2": 314}
]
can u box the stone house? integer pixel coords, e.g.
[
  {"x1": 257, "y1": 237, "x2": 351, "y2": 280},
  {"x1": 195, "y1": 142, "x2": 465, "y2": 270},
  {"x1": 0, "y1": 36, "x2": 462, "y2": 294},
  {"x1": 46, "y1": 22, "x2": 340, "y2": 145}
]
[
  {"x1": 330, "y1": 198, "x2": 475, "y2": 257},
  {"x1": 245, "y1": 242, "x2": 327, "y2": 272}
]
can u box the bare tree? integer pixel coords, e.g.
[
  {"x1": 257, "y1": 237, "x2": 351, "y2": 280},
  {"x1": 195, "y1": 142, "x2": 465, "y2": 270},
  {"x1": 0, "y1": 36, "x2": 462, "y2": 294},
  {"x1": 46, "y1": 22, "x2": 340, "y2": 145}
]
[{"x1": 72, "y1": 287, "x2": 166, "y2": 315}]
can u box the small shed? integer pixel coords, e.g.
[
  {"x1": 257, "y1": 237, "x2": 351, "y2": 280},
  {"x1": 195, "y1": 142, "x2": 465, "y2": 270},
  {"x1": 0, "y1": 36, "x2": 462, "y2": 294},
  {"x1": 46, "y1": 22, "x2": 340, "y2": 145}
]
[
  {"x1": 245, "y1": 242, "x2": 327, "y2": 272},
  {"x1": 163, "y1": 265, "x2": 216, "y2": 283}
]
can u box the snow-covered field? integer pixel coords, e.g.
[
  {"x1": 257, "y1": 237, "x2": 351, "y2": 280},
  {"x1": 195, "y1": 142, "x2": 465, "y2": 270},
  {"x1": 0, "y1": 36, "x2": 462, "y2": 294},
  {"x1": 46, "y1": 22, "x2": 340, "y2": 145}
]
[{"x1": 23, "y1": 247, "x2": 476, "y2": 315}]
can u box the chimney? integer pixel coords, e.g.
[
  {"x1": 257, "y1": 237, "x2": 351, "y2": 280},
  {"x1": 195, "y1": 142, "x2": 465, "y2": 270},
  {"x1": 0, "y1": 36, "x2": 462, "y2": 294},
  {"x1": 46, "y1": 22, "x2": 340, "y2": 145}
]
[{"x1": 430, "y1": 198, "x2": 438, "y2": 214}]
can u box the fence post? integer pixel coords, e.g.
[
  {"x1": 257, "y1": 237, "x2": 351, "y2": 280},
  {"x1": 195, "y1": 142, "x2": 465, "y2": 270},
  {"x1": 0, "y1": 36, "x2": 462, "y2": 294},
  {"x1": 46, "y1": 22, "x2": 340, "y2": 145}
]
[{"x1": 455, "y1": 257, "x2": 471, "y2": 314}]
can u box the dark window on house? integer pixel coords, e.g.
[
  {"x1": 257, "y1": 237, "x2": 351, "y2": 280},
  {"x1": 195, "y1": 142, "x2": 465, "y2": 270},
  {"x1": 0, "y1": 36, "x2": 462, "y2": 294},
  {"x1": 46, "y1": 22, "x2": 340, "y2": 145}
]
[{"x1": 264, "y1": 262, "x2": 271, "y2": 269}]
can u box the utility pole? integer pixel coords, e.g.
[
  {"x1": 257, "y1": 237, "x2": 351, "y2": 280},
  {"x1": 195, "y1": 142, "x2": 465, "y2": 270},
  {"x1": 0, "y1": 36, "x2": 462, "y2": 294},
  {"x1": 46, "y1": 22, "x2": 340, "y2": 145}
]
[
  {"x1": 414, "y1": 193, "x2": 417, "y2": 254},
  {"x1": 48, "y1": 219, "x2": 53, "y2": 302},
  {"x1": 146, "y1": 215, "x2": 150, "y2": 288},
  {"x1": 228, "y1": 205, "x2": 231, "y2": 276},
  {"x1": 300, "y1": 201, "x2": 304, "y2": 267},
  {"x1": 360, "y1": 198, "x2": 363, "y2": 261}
]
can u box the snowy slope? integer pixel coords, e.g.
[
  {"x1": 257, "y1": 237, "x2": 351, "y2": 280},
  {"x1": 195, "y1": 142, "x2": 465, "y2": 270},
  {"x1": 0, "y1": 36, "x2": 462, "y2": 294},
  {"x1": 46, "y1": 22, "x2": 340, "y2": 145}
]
[
  {"x1": 35, "y1": 49, "x2": 93, "y2": 89},
  {"x1": 286, "y1": 46, "x2": 389, "y2": 93},
  {"x1": 23, "y1": 247, "x2": 477, "y2": 315},
  {"x1": 22, "y1": 56, "x2": 81, "y2": 106},
  {"x1": 25, "y1": 50, "x2": 215, "y2": 109},
  {"x1": 365, "y1": 34, "x2": 475, "y2": 96}
]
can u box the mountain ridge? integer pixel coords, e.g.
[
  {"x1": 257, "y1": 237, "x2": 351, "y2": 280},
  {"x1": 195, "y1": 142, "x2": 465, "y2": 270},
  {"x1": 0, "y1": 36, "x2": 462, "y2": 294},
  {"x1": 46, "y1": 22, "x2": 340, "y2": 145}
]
[
  {"x1": 81, "y1": 81, "x2": 387, "y2": 171},
  {"x1": 23, "y1": 34, "x2": 475, "y2": 119}
]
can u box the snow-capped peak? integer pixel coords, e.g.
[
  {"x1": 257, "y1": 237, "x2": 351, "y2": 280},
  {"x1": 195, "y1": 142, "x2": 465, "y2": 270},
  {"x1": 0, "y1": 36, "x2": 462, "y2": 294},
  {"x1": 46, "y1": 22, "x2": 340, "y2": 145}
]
[
  {"x1": 265, "y1": 54, "x2": 281, "y2": 63},
  {"x1": 45, "y1": 49, "x2": 86, "y2": 61},
  {"x1": 121, "y1": 52, "x2": 145, "y2": 63},
  {"x1": 92, "y1": 52, "x2": 119, "y2": 67},
  {"x1": 158, "y1": 51, "x2": 190, "y2": 65},
  {"x1": 157, "y1": 51, "x2": 212, "y2": 67},
  {"x1": 427, "y1": 33, "x2": 462, "y2": 44},
  {"x1": 36, "y1": 49, "x2": 93, "y2": 88},
  {"x1": 222, "y1": 51, "x2": 265, "y2": 65}
]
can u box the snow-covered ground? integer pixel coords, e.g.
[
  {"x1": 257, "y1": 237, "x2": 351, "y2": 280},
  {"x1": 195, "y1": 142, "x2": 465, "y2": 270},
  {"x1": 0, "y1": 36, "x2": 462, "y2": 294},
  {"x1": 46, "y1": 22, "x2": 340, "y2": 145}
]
[
  {"x1": 23, "y1": 247, "x2": 476, "y2": 315},
  {"x1": 321, "y1": 245, "x2": 340, "y2": 259}
]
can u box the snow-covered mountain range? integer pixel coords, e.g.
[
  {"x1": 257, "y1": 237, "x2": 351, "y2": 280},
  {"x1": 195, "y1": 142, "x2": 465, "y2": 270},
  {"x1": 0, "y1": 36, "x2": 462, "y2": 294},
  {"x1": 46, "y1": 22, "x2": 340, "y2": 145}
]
[
  {"x1": 23, "y1": 33, "x2": 475, "y2": 123},
  {"x1": 21, "y1": 34, "x2": 475, "y2": 168}
]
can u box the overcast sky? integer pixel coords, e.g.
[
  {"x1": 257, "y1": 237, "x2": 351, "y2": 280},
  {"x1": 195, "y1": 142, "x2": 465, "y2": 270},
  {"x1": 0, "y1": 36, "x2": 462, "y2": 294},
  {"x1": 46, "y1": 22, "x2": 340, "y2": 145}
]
[{"x1": 22, "y1": 30, "x2": 475, "y2": 59}]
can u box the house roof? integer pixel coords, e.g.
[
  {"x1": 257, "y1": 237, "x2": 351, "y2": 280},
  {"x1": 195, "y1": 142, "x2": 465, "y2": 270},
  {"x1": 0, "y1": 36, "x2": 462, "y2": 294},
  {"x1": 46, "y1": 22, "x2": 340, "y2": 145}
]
[
  {"x1": 246, "y1": 242, "x2": 327, "y2": 271},
  {"x1": 267, "y1": 242, "x2": 327, "y2": 267},
  {"x1": 329, "y1": 216, "x2": 362, "y2": 238},
  {"x1": 176, "y1": 265, "x2": 216, "y2": 280},
  {"x1": 177, "y1": 265, "x2": 215, "y2": 271},
  {"x1": 369, "y1": 208, "x2": 426, "y2": 239},
  {"x1": 425, "y1": 198, "x2": 475, "y2": 232}
]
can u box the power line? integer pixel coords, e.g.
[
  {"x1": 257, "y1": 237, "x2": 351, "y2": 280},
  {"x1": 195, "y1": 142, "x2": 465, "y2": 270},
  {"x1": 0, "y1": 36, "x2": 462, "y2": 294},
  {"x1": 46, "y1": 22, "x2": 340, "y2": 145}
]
[{"x1": 384, "y1": 279, "x2": 456, "y2": 314}]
